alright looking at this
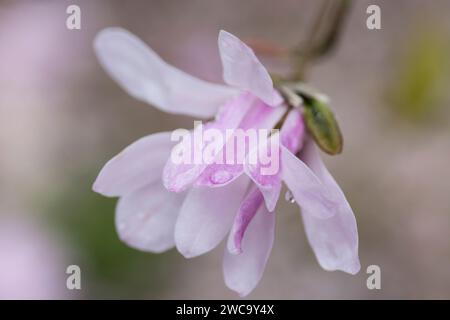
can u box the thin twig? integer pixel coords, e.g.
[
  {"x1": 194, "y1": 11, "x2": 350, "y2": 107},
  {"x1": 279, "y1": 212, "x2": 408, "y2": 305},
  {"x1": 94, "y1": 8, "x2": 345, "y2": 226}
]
[{"x1": 290, "y1": 0, "x2": 352, "y2": 81}]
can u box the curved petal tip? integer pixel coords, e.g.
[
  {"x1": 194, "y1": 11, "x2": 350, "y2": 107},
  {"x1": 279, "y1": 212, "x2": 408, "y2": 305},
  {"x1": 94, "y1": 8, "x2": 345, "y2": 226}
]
[{"x1": 218, "y1": 30, "x2": 282, "y2": 106}]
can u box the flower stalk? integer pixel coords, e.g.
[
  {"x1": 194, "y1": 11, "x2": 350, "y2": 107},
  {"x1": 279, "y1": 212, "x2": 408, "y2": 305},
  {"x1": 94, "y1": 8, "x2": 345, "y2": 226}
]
[
  {"x1": 291, "y1": 0, "x2": 352, "y2": 81},
  {"x1": 274, "y1": 0, "x2": 351, "y2": 155}
]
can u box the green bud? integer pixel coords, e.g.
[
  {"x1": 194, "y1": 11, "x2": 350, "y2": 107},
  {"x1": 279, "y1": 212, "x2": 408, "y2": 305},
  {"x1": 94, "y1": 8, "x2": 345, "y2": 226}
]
[{"x1": 302, "y1": 97, "x2": 343, "y2": 155}]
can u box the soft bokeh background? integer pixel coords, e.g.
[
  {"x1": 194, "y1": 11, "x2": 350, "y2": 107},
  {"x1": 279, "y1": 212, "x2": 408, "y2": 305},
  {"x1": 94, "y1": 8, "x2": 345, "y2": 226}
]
[{"x1": 1, "y1": 0, "x2": 450, "y2": 299}]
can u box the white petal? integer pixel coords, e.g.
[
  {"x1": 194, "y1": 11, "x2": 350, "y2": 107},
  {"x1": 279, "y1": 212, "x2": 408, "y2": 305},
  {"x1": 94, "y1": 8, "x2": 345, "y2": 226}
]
[
  {"x1": 174, "y1": 176, "x2": 250, "y2": 258},
  {"x1": 299, "y1": 138, "x2": 360, "y2": 274},
  {"x1": 116, "y1": 182, "x2": 185, "y2": 253},
  {"x1": 93, "y1": 131, "x2": 173, "y2": 197},
  {"x1": 95, "y1": 28, "x2": 238, "y2": 118},
  {"x1": 281, "y1": 146, "x2": 336, "y2": 219},
  {"x1": 223, "y1": 204, "x2": 275, "y2": 297},
  {"x1": 301, "y1": 208, "x2": 360, "y2": 274},
  {"x1": 218, "y1": 30, "x2": 282, "y2": 106}
]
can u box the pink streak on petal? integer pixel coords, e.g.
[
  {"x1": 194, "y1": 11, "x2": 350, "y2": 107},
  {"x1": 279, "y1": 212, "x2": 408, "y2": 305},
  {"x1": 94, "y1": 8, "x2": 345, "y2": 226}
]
[
  {"x1": 238, "y1": 99, "x2": 286, "y2": 130},
  {"x1": 242, "y1": 108, "x2": 303, "y2": 212},
  {"x1": 223, "y1": 201, "x2": 275, "y2": 297},
  {"x1": 195, "y1": 100, "x2": 286, "y2": 188},
  {"x1": 242, "y1": 109, "x2": 305, "y2": 211},
  {"x1": 280, "y1": 109, "x2": 305, "y2": 154},
  {"x1": 227, "y1": 187, "x2": 264, "y2": 255},
  {"x1": 162, "y1": 93, "x2": 254, "y2": 192},
  {"x1": 244, "y1": 133, "x2": 282, "y2": 212}
]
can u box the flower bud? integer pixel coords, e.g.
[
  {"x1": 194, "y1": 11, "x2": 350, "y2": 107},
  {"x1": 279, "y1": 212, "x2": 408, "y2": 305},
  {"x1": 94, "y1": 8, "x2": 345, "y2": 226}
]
[{"x1": 302, "y1": 96, "x2": 343, "y2": 155}]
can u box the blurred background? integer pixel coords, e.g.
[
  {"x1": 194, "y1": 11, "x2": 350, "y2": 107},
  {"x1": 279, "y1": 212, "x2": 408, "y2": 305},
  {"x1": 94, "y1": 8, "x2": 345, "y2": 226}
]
[{"x1": 1, "y1": 0, "x2": 450, "y2": 299}]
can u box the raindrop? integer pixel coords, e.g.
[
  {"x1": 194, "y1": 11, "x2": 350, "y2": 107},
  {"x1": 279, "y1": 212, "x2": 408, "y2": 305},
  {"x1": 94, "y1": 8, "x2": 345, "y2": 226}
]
[
  {"x1": 210, "y1": 170, "x2": 233, "y2": 184},
  {"x1": 285, "y1": 190, "x2": 296, "y2": 204}
]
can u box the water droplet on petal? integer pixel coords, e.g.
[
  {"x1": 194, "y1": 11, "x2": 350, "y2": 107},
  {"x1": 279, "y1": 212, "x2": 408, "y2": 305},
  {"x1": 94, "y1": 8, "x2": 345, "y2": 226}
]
[
  {"x1": 210, "y1": 170, "x2": 233, "y2": 185},
  {"x1": 285, "y1": 190, "x2": 296, "y2": 204}
]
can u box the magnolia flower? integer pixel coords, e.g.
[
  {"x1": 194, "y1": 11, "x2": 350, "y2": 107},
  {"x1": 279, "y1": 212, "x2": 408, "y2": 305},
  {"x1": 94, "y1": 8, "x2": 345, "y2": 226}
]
[{"x1": 92, "y1": 28, "x2": 360, "y2": 296}]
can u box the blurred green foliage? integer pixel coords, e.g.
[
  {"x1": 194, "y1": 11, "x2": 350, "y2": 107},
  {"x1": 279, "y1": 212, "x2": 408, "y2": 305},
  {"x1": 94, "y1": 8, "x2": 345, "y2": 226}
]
[
  {"x1": 386, "y1": 27, "x2": 450, "y2": 123},
  {"x1": 43, "y1": 171, "x2": 177, "y2": 299}
]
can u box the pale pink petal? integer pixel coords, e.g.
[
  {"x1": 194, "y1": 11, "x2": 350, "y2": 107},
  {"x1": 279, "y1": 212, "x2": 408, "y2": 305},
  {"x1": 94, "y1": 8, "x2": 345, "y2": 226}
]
[
  {"x1": 223, "y1": 202, "x2": 275, "y2": 297},
  {"x1": 299, "y1": 138, "x2": 360, "y2": 274},
  {"x1": 227, "y1": 187, "x2": 264, "y2": 254},
  {"x1": 244, "y1": 133, "x2": 282, "y2": 212},
  {"x1": 256, "y1": 180, "x2": 281, "y2": 213},
  {"x1": 93, "y1": 131, "x2": 174, "y2": 197},
  {"x1": 301, "y1": 210, "x2": 360, "y2": 274},
  {"x1": 95, "y1": 28, "x2": 238, "y2": 118},
  {"x1": 280, "y1": 109, "x2": 305, "y2": 154},
  {"x1": 196, "y1": 101, "x2": 286, "y2": 188},
  {"x1": 161, "y1": 125, "x2": 211, "y2": 192},
  {"x1": 162, "y1": 93, "x2": 254, "y2": 192},
  {"x1": 218, "y1": 30, "x2": 282, "y2": 106},
  {"x1": 115, "y1": 182, "x2": 184, "y2": 252},
  {"x1": 281, "y1": 146, "x2": 336, "y2": 219},
  {"x1": 243, "y1": 109, "x2": 302, "y2": 212},
  {"x1": 238, "y1": 99, "x2": 286, "y2": 131},
  {"x1": 174, "y1": 176, "x2": 250, "y2": 258}
]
